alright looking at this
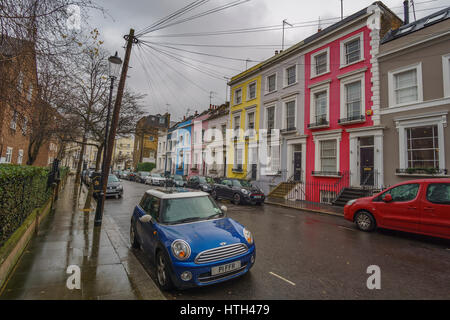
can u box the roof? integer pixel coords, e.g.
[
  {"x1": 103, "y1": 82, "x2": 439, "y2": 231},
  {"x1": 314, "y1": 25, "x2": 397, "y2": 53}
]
[
  {"x1": 381, "y1": 6, "x2": 450, "y2": 43},
  {"x1": 146, "y1": 188, "x2": 209, "y2": 199}
]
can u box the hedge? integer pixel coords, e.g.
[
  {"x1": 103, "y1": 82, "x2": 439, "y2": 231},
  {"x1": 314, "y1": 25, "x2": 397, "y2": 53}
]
[
  {"x1": 137, "y1": 162, "x2": 156, "y2": 172},
  {"x1": 0, "y1": 164, "x2": 53, "y2": 247}
]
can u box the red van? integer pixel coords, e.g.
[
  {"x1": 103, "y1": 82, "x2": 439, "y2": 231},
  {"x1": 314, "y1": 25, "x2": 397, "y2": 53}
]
[{"x1": 344, "y1": 179, "x2": 450, "y2": 239}]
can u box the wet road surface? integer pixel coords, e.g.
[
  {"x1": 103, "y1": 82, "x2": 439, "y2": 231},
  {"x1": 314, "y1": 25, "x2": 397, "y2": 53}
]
[{"x1": 105, "y1": 180, "x2": 450, "y2": 299}]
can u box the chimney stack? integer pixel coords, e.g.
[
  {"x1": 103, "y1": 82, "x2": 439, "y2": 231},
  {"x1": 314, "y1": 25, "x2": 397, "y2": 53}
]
[
  {"x1": 275, "y1": 50, "x2": 278, "y2": 55},
  {"x1": 403, "y1": 0, "x2": 409, "y2": 25}
]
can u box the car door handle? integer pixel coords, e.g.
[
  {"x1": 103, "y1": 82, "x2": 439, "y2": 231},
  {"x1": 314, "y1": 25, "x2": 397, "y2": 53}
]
[
  {"x1": 424, "y1": 207, "x2": 434, "y2": 211},
  {"x1": 407, "y1": 207, "x2": 417, "y2": 210}
]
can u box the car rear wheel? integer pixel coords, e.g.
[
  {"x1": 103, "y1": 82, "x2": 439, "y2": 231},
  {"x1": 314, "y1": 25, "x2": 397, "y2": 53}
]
[
  {"x1": 355, "y1": 211, "x2": 376, "y2": 232},
  {"x1": 233, "y1": 193, "x2": 241, "y2": 205},
  {"x1": 156, "y1": 251, "x2": 174, "y2": 291},
  {"x1": 130, "y1": 224, "x2": 140, "y2": 249}
]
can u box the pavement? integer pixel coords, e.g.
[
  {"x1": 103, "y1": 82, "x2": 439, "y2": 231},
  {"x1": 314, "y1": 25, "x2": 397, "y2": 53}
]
[
  {"x1": 0, "y1": 176, "x2": 165, "y2": 300},
  {"x1": 265, "y1": 197, "x2": 344, "y2": 216}
]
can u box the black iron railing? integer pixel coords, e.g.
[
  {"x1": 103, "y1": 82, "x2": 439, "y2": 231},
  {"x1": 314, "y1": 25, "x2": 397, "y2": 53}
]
[
  {"x1": 307, "y1": 116, "x2": 329, "y2": 129},
  {"x1": 312, "y1": 170, "x2": 342, "y2": 176},
  {"x1": 338, "y1": 115, "x2": 365, "y2": 124},
  {"x1": 396, "y1": 168, "x2": 447, "y2": 175}
]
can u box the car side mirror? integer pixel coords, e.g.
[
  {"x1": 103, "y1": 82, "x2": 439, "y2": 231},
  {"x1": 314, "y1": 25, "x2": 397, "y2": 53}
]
[
  {"x1": 221, "y1": 205, "x2": 228, "y2": 213},
  {"x1": 139, "y1": 214, "x2": 152, "y2": 223},
  {"x1": 383, "y1": 194, "x2": 393, "y2": 203}
]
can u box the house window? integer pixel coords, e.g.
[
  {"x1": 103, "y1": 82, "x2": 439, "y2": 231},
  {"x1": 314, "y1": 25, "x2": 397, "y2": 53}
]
[
  {"x1": 285, "y1": 100, "x2": 296, "y2": 130},
  {"x1": 22, "y1": 116, "x2": 27, "y2": 135},
  {"x1": 247, "y1": 82, "x2": 256, "y2": 100},
  {"x1": 345, "y1": 81, "x2": 362, "y2": 119},
  {"x1": 311, "y1": 48, "x2": 330, "y2": 77},
  {"x1": 149, "y1": 136, "x2": 154, "y2": 141},
  {"x1": 267, "y1": 74, "x2": 276, "y2": 93},
  {"x1": 234, "y1": 88, "x2": 242, "y2": 105},
  {"x1": 269, "y1": 145, "x2": 280, "y2": 173},
  {"x1": 266, "y1": 106, "x2": 275, "y2": 131},
  {"x1": 320, "y1": 140, "x2": 337, "y2": 172},
  {"x1": 340, "y1": 33, "x2": 363, "y2": 67},
  {"x1": 27, "y1": 84, "x2": 33, "y2": 101},
  {"x1": 6, "y1": 147, "x2": 13, "y2": 163},
  {"x1": 314, "y1": 91, "x2": 328, "y2": 123},
  {"x1": 285, "y1": 65, "x2": 296, "y2": 86},
  {"x1": 394, "y1": 69, "x2": 418, "y2": 104},
  {"x1": 406, "y1": 125, "x2": 439, "y2": 169},
  {"x1": 247, "y1": 112, "x2": 255, "y2": 137},
  {"x1": 17, "y1": 149, "x2": 23, "y2": 164},
  {"x1": 234, "y1": 145, "x2": 243, "y2": 171},
  {"x1": 17, "y1": 72, "x2": 23, "y2": 92},
  {"x1": 442, "y1": 54, "x2": 450, "y2": 97},
  {"x1": 234, "y1": 115, "x2": 240, "y2": 136},
  {"x1": 10, "y1": 111, "x2": 18, "y2": 130},
  {"x1": 389, "y1": 63, "x2": 423, "y2": 106}
]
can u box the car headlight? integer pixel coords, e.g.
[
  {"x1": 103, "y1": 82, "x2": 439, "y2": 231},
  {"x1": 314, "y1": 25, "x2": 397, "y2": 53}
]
[
  {"x1": 171, "y1": 239, "x2": 191, "y2": 260},
  {"x1": 346, "y1": 199, "x2": 357, "y2": 206},
  {"x1": 241, "y1": 189, "x2": 249, "y2": 195},
  {"x1": 243, "y1": 228, "x2": 253, "y2": 245},
  {"x1": 117, "y1": 185, "x2": 123, "y2": 190}
]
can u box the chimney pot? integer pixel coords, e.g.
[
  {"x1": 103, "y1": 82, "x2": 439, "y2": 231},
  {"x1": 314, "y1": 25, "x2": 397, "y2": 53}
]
[
  {"x1": 275, "y1": 50, "x2": 278, "y2": 55},
  {"x1": 403, "y1": 0, "x2": 409, "y2": 25}
]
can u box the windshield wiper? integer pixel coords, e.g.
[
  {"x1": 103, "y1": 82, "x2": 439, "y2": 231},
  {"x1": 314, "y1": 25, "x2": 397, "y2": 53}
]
[
  {"x1": 173, "y1": 217, "x2": 203, "y2": 224},
  {"x1": 206, "y1": 213, "x2": 222, "y2": 220}
]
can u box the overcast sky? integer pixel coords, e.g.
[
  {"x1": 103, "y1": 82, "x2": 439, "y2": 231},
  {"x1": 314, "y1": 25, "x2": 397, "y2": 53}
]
[{"x1": 87, "y1": 0, "x2": 449, "y2": 121}]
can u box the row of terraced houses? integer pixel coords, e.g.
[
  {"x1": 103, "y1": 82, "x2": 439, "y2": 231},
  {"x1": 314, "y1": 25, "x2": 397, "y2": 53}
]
[{"x1": 155, "y1": 1, "x2": 450, "y2": 205}]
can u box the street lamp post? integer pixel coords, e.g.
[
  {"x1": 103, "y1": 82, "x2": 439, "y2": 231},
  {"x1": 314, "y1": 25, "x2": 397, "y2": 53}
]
[{"x1": 94, "y1": 51, "x2": 122, "y2": 226}]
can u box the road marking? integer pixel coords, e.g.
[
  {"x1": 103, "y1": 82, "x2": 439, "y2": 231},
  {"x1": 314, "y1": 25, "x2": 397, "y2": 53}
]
[
  {"x1": 284, "y1": 214, "x2": 295, "y2": 218},
  {"x1": 269, "y1": 272, "x2": 296, "y2": 286},
  {"x1": 338, "y1": 226, "x2": 356, "y2": 231}
]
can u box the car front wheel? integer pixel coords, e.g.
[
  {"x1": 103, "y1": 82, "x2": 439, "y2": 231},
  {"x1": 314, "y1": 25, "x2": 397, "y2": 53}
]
[
  {"x1": 355, "y1": 211, "x2": 376, "y2": 232},
  {"x1": 233, "y1": 193, "x2": 241, "y2": 205},
  {"x1": 156, "y1": 251, "x2": 173, "y2": 290},
  {"x1": 130, "y1": 224, "x2": 140, "y2": 249}
]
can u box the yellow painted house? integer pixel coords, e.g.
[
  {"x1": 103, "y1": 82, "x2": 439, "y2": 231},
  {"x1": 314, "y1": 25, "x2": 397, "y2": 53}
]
[{"x1": 227, "y1": 64, "x2": 263, "y2": 179}]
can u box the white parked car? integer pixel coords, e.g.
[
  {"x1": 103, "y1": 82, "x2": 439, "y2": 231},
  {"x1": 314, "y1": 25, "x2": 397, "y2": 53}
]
[{"x1": 146, "y1": 173, "x2": 166, "y2": 186}]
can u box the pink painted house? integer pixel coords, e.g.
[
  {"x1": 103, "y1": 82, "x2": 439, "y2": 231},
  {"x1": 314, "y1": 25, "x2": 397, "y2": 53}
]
[
  {"x1": 302, "y1": 3, "x2": 401, "y2": 203},
  {"x1": 189, "y1": 109, "x2": 211, "y2": 177}
]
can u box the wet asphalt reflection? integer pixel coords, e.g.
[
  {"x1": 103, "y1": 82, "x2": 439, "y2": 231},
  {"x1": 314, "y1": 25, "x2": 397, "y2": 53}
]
[{"x1": 104, "y1": 180, "x2": 450, "y2": 300}]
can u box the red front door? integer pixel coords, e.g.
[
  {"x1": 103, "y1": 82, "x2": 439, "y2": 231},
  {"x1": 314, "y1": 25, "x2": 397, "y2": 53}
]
[
  {"x1": 374, "y1": 183, "x2": 422, "y2": 233},
  {"x1": 419, "y1": 182, "x2": 450, "y2": 239}
]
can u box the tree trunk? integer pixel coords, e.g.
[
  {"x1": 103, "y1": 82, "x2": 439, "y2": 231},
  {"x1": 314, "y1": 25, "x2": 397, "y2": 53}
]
[{"x1": 75, "y1": 134, "x2": 87, "y2": 186}]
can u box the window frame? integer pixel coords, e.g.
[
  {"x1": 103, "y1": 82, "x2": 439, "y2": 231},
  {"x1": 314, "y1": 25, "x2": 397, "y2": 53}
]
[
  {"x1": 6, "y1": 147, "x2": 13, "y2": 164},
  {"x1": 309, "y1": 82, "x2": 330, "y2": 126},
  {"x1": 340, "y1": 32, "x2": 364, "y2": 68},
  {"x1": 234, "y1": 88, "x2": 242, "y2": 105},
  {"x1": 247, "y1": 81, "x2": 257, "y2": 100},
  {"x1": 339, "y1": 72, "x2": 365, "y2": 121},
  {"x1": 310, "y1": 47, "x2": 330, "y2": 78},
  {"x1": 388, "y1": 62, "x2": 423, "y2": 107},
  {"x1": 266, "y1": 73, "x2": 277, "y2": 94},
  {"x1": 265, "y1": 104, "x2": 276, "y2": 132},
  {"x1": 284, "y1": 64, "x2": 297, "y2": 87},
  {"x1": 442, "y1": 53, "x2": 450, "y2": 97},
  {"x1": 282, "y1": 98, "x2": 297, "y2": 131}
]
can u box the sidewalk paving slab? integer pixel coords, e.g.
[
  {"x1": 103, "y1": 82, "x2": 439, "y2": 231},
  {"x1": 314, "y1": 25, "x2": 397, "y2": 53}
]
[{"x1": 265, "y1": 197, "x2": 344, "y2": 217}]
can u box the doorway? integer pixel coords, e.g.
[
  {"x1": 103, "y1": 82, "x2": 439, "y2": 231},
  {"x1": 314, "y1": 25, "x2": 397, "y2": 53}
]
[{"x1": 359, "y1": 137, "x2": 374, "y2": 186}]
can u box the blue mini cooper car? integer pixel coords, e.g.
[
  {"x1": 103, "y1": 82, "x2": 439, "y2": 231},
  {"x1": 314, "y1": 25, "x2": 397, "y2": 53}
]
[{"x1": 130, "y1": 188, "x2": 256, "y2": 290}]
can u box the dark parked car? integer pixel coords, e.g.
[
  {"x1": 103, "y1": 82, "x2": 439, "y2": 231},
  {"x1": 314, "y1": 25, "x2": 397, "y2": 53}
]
[
  {"x1": 170, "y1": 174, "x2": 186, "y2": 187},
  {"x1": 92, "y1": 174, "x2": 124, "y2": 199},
  {"x1": 186, "y1": 176, "x2": 214, "y2": 193},
  {"x1": 135, "y1": 171, "x2": 150, "y2": 183},
  {"x1": 212, "y1": 178, "x2": 265, "y2": 205}
]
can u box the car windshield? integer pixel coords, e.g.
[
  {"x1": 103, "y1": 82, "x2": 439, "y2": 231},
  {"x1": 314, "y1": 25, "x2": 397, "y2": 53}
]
[
  {"x1": 108, "y1": 175, "x2": 119, "y2": 183},
  {"x1": 232, "y1": 179, "x2": 252, "y2": 188},
  {"x1": 140, "y1": 172, "x2": 150, "y2": 176},
  {"x1": 161, "y1": 196, "x2": 224, "y2": 224},
  {"x1": 198, "y1": 176, "x2": 213, "y2": 184},
  {"x1": 152, "y1": 173, "x2": 162, "y2": 177},
  {"x1": 173, "y1": 175, "x2": 183, "y2": 181}
]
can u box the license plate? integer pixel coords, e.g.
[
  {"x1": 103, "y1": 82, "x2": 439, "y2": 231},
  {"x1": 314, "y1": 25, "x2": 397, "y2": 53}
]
[
  {"x1": 252, "y1": 195, "x2": 262, "y2": 199},
  {"x1": 211, "y1": 261, "x2": 241, "y2": 276}
]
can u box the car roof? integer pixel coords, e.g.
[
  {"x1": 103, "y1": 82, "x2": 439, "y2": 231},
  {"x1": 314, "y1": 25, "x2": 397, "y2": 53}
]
[
  {"x1": 145, "y1": 188, "x2": 209, "y2": 199},
  {"x1": 389, "y1": 178, "x2": 450, "y2": 186}
]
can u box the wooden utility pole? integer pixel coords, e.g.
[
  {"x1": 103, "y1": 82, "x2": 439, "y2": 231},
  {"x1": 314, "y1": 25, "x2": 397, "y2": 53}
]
[{"x1": 94, "y1": 29, "x2": 137, "y2": 227}]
